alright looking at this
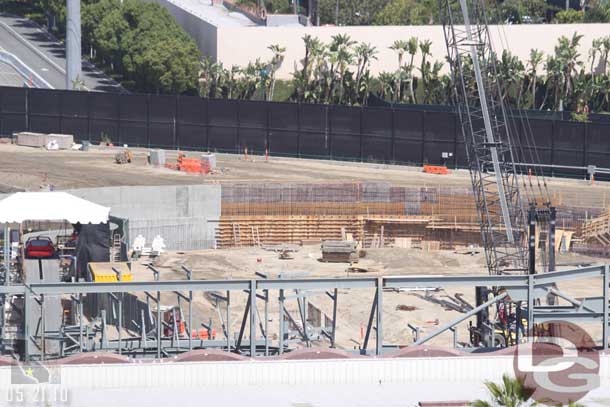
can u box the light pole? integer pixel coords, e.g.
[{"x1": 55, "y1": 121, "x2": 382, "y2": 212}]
[{"x1": 66, "y1": 0, "x2": 82, "y2": 90}]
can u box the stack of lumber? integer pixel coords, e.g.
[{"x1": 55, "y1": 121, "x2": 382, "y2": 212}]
[
  {"x1": 582, "y1": 208, "x2": 610, "y2": 245},
  {"x1": 221, "y1": 202, "x2": 405, "y2": 216},
  {"x1": 216, "y1": 216, "x2": 365, "y2": 248},
  {"x1": 320, "y1": 240, "x2": 358, "y2": 263}
]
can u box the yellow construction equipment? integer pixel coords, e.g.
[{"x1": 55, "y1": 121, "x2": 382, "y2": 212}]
[{"x1": 88, "y1": 262, "x2": 133, "y2": 282}]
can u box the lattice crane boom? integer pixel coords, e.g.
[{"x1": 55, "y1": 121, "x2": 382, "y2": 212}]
[{"x1": 440, "y1": 0, "x2": 528, "y2": 275}]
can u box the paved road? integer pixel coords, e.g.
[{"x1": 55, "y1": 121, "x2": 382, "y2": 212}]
[
  {"x1": 0, "y1": 14, "x2": 124, "y2": 92},
  {"x1": 0, "y1": 61, "x2": 24, "y2": 87}
]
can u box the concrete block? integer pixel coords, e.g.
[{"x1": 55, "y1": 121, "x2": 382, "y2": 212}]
[
  {"x1": 201, "y1": 153, "x2": 216, "y2": 170},
  {"x1": 15, "y1": 132, "x2": 46, "y2": 147},
  {"x1": 47, "y1": 134, "x2": 74, "y2": 149},
  {"x1": 150, "y1": 149, "x2": 166, "y2": 166}
]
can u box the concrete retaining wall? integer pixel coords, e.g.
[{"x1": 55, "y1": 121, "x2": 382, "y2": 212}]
[{"x1": 67, "y1": 185, "x2": 221, "y2": 250}]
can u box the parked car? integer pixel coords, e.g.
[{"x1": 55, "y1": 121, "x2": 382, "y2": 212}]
[{"x1": 25, "y1": 236, "x2": 55, "y2": 259}]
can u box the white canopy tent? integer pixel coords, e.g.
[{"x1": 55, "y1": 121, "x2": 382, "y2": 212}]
[
  {"x1": 0, "y1": 192, "x2": 110, "y2": 224},
  {"x1": 0, "y1": 192, "x2": 110, "y2": 278}
]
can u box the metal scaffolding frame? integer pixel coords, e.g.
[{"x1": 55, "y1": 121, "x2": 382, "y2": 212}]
[{"x1": 1, "y1": 264, "x2": 607, "y2": 361}]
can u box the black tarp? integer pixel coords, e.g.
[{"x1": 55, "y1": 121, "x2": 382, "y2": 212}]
[{"x1": 0, "y1": 86, "x2": 607, "y2": 178}]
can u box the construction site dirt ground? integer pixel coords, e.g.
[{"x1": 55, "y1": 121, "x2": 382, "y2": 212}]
[
  {"x1": 1, "y1": 143, "x2": 610, "y2": 209},
  {"x1": 3, "y1": 143, "x2": 610, "y2": 350},
  {"x1": 122, "y1": 247, "x2": 607, "y2": 351}
]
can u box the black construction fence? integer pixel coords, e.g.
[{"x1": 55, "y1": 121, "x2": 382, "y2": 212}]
[{"x1": 1, "y1": 86, "x2": 610, "y2": 179}]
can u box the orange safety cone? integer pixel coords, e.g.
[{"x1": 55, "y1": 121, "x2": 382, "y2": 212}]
[{"x1": 265, "y1": 147, "x2": 269, "y2": 161}]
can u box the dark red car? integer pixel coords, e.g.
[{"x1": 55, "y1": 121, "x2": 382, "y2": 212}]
[{"x1": 25, "y1": 236, "x2": 55, "y2": 259}]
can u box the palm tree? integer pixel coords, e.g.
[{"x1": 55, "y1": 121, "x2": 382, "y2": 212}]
[
  {"x1": 325, "y1": 34, "x2": 355, "y2": 104},
  {"x1": 294, "y1": 35, "x2": 321, "y2": 102},
  {"x1": 527, "y1": 49, "x2": 544, "y2": 109},
  {"x1": 418, "y1": 39, "x2": 433, "y2": 103},
  {"x1": 407, "y1": 37, "x2": 419, "y2": 103},
  {"x1": 589, "y1": 38, "x2": 602, "y2": 76},
  {"x1": 390, "y1": 40, "x2": 408, "y2": 102},
  {"x1": 354, "y1": 43, "x2": 378, "y2": 105},
  {"x1": 267, "y1": 44, "x2": 286, "y2": 101},
  {"x1": 471, "y1": 374, "x2": 534, "y2": 407},
  {"x1": 377, "y1": 71, "x2": 395, "y2": 102},
  {"x1": 554, "y1": 33, "x2": 584, "y2": 109},
  {"x1": 471, "y1": 374, "x2": 586, "y2": 407}
]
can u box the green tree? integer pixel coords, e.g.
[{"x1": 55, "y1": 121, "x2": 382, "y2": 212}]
[
  {"x1": 373, "y1": 0, "x2": 437, "y2": 25},
  {"x1": 553, "y1": 9, "x2": 584, "y2": 23},
  {"x1": 317, "y1": 0, "x2": 387, "y2": 25}
]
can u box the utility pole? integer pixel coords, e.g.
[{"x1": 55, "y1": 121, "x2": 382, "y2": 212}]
[{"x1": 66, "y1": 0, "x2": 82, "y2": 90}]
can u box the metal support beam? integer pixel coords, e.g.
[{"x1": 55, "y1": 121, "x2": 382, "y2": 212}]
[
  {"x1": 236, "y1": 293, "x2": 250, "y2": 351},
  {"x1": 362, "y1": 291, "x2": 377, "y2": 354},
  {"x1": 517, "y1": 274, "x2": 535, "y2": 338},
  {"x1": 279, "y1": 289, "x2": 285, "y2": 354},
  {"x1": 528, "y1": 205, "x2": 537, "y2": 275},
  {"x1": 415, "y1": 292, "x2": 508, "y2": 345},
  {"x1": 226, "y1": 290, "x2": 230, "y2": 351},
  {"x1": 264, "y1": 289, "x2": 269, "y2": 356},
  {"x1": 118, "y1": 294, "x2": 122, "y2": 354},
  {"x1": 331, "y1": 288, "x2": 338, "y2": 348},
  {"x1": 602, "y1": 264, "x2": 610, "y2": 350},
  {"x1": 3, "y1": 224, "x2": 9, "y2": 286},
  {"x1": 150, "y1": 267, "x2": 161, "y2": 359},
  {"x1": 249, "y1": 280, "x2": 256, "y2": 356},
  {"x1": 375, "y1": 278, "x2": 383, "y2": 356},
  {"x1": 548, "y1": 206, "x2": 556, "y2": 272}
]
